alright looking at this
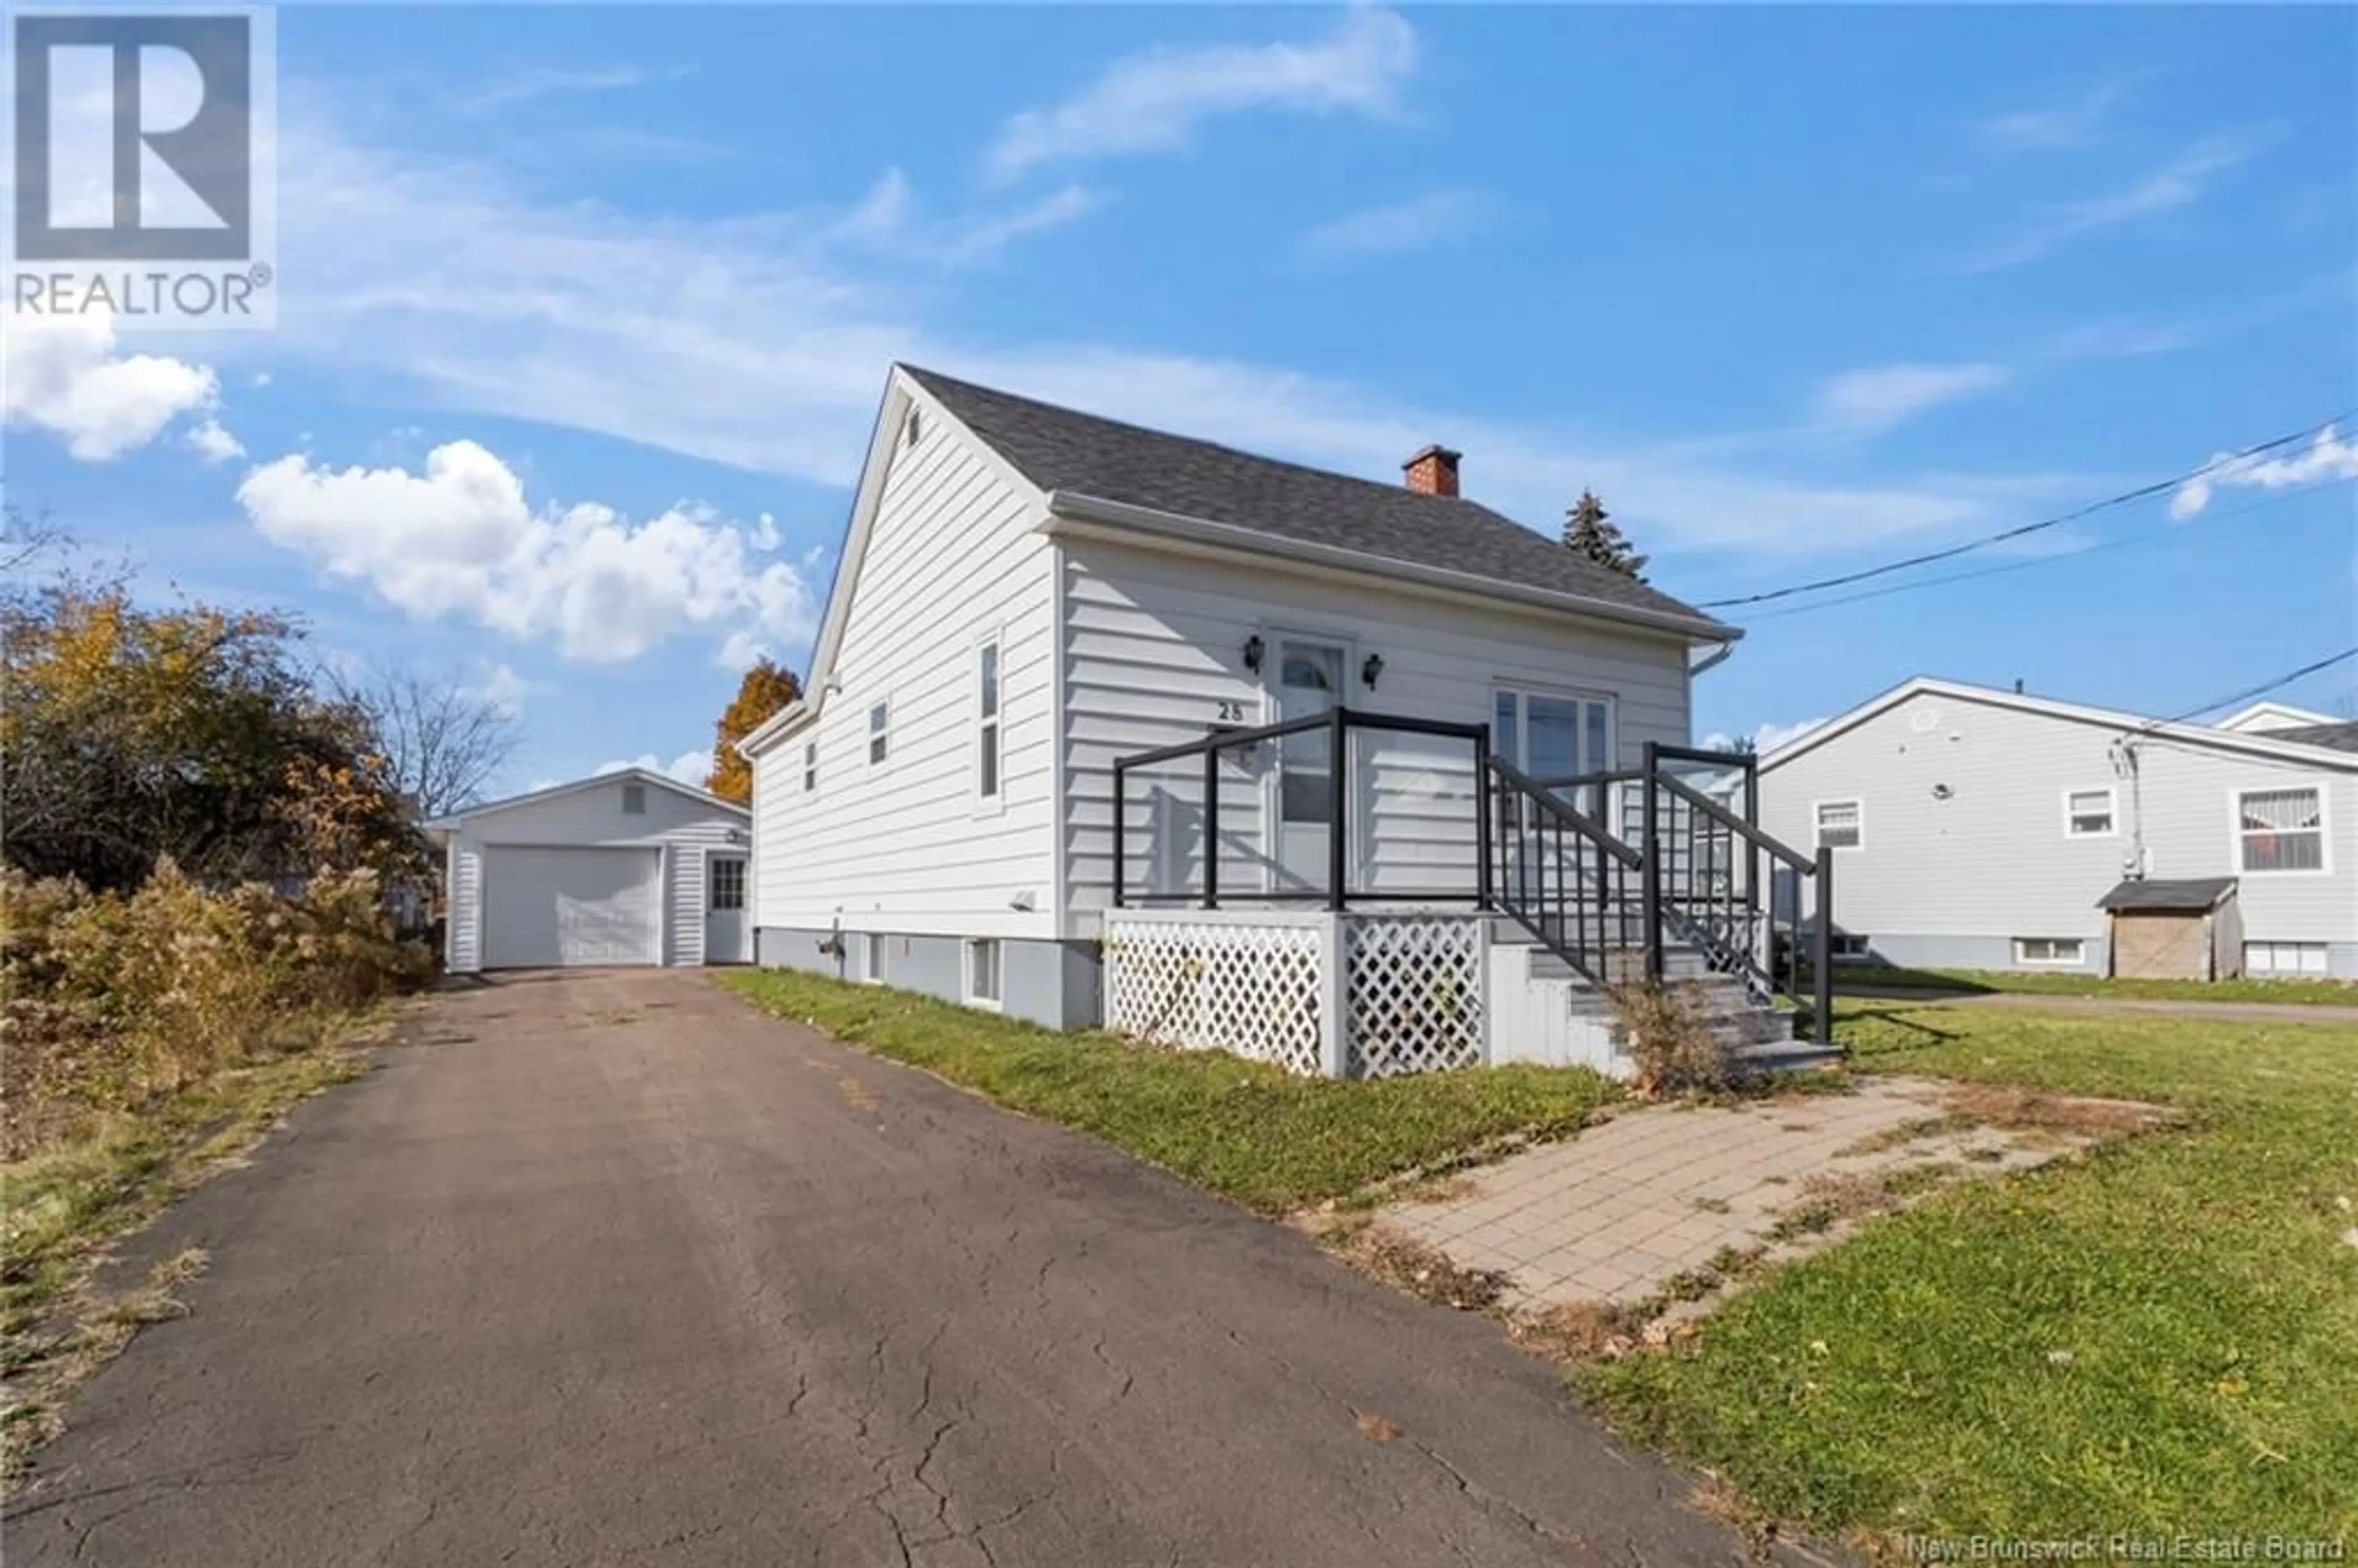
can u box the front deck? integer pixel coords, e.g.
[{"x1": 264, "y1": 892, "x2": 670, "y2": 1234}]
[{"x1": 1106, "y1": 708, "x2": 1837, "y2": 1077}]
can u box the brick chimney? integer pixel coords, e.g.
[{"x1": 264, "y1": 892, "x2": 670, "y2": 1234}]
[{"x1": 1402, "y1": 444, "x2": 1461, "y2": 498}]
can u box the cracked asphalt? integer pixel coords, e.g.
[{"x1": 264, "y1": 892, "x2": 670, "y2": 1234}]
[{"x1": 6, "y1": 969, "x2": 1765, "y2": 1567}]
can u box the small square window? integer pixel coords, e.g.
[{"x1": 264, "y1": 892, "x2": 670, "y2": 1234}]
[
  {"x1": 2014, "y1": 937, "x2": 2085, "y2": 966},
  {"x1": 966, "y1": 937, "x2": 1002, "y2": 1007},
  {"x1": 1814, "y1": 799, "x2": 1861, "y2": 850},
  {"x1": 803, "y1": 741, "x2": 817, "y2": 793},
  {"x1": 869, "y1": 702, "x2": 889, "y2": 765},
  {"x1": 621, "y1": 782, "x2": 647, "y2": 815},
  {"x1": 2065, "y1": 788, "x2": 2115, "y2": 837}
]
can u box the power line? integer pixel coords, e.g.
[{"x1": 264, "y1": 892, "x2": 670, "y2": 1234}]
[
  {"x1": 1698, "y1": 411, "x2": 2354, "y2": 611},
  {"x1": 1737, "y1": 475, "x2": 2354, "y2": 624},
  {"x1": 2154, "y1": 646, "x2": 2358, "y2": 727}
]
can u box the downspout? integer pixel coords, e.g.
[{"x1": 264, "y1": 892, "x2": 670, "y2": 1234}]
[{"x1": 1689, "y1": 639, "x2": 1737, "y2": 677}]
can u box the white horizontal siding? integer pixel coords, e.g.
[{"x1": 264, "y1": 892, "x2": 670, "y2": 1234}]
[
  {"x1": 1060, "y1": 539, "x2": 1696, "y2": 933},
  {"x1": 1757, "y1": 689, "x2": 2358, "y2": 955},
  {"x1": 751, "y1": 413, "x2": 1059, "y2": 940},
  {"x1": 445, "y1": 777, "x2": 747, "y2": 971}
]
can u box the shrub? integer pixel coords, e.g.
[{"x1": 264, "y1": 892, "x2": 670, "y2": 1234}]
[
  {"x1": 1613, "y1": 979, "x2": 1741, "y2": 1098},
  {"x1": 1, "y1": 863, "x2": 428, "y2": 1157}
]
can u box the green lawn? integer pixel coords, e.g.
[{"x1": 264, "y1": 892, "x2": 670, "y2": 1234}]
[
  {"x1": 720, "y1": 968, "x2": 1619, "y2": 1214},
  {"x1": 1582, "y1": 1001, "x2": 2358, "y2": 1543},
  {"x1": 1827, "y1": 963, "x2": 2358, "y2": 1007}
]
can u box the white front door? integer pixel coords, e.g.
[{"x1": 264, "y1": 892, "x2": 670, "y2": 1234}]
[
  {"x1": 1272, "y1": 638, "x2": 1349, "y2": 893},
  {"x1": 704, "y1": 853, "x2": 749, "y2": 964}
]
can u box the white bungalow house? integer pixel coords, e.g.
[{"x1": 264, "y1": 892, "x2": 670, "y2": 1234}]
[
  {"x1": 739, "y1": 367, "x2": 1835, "y2": 1076},
  {"x1": 430, "y1": 769, "x2": 753, "y2": 973},
  {"x1": 1755, "y1": 678, "x2": 2357, "y2": 979}
]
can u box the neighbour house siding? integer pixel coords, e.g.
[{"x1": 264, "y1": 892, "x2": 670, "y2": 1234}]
[
  {"x1": 1059, "y1": 538, "x2": 1697, "y2": 936},
  {"x1": 1757, "y1": 689, "x2": 2358, "y2": 974},
  {"x1": 750, "y1": 413, "x2": 1059, "y2": 942},
  {"x1": 445, "y1": 778, "x2": 748, "y2": 971}
]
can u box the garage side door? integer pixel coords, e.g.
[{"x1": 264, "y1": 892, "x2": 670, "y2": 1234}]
[{"x1": 481, "y1": 847, "x2": 661, "y2": 968}]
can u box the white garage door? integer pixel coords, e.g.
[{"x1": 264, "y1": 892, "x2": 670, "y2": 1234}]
[{"x1": 481, "y1": 847, "x2": 661, "y2": 968}]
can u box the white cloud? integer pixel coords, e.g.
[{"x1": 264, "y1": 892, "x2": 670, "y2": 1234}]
[
  {"x1": 2170, "y1": 427, "x2": 2358, "y2": 519},
  {"x1": 1963, "y1": 133, "x2": 2258, "y2": 271},
  {"x1": 596, "y1": 749, "x2": 712, "y2": 787},
  {"x1": 984, "y1": 9, "x2": 1417, "y2": 184},
  {"x1": 1809, "y1": 362, "x2": 2011, "y2": 436},
  {"x1": 465, "y1": 661, "x2": 532, "y2": 717},
  {"x1": 2, "y1": 314, "x2": 219, "y2": 460},
  {"x1": 450, "y1": 63, "x2": 689, "y2": 114},
  {"x1": 944, "y1": 185, "x2": 1102, "y2": 262},
  {"x1": 185, "y1": 417, "x2": 246, "y2": 464},
  {"x1": 235, "y1": 438, "x2": 818, "y2": 662},
  {"x1": 1977, "y1": 82, "x2": 2127, "y2": 152},
  {"x1": 1294, "y1": 189, "x2": 1495, "y2": 263}
]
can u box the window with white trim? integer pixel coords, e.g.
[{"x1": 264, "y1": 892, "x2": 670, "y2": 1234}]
[
  {"x1": 2244, "y1": 940, "x2": 2328, "y2": 976},
  {"x1": 868, "y1": 702, "x2": 889, "y2": 765},
  {"x1": 861, "y1": 932, "x2": 885, "y2": 984},
  {"x1": 803, "y1": 741, "x2": 817, "y2": 793},
  {"x1": 1815, "y1": 799, "x2": 1862, "y2": 850},
  {"x1": 621, "y1": 782, "x2": 647, "y2": 815},
  {"x1": 2237, "y1": 787, "x2": 2323, "y2": 872},
  {"x1": 2014, "y1": 937, "x2": 2085, "y2": 966},
  {"x1": 976, "y1": 640, "x2": 1001, "y2": 801},
  {"x1": 965, "y1": 937, "x2": 1002, "y2": 1007},
  {"x1": 2064, "y1": 788, "x2": 2115, "y2": 837}
]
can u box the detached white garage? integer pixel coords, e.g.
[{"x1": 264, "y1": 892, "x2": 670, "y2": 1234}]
[{"x1": 429, "y1": 769, "x2": 754, "y2": 972}]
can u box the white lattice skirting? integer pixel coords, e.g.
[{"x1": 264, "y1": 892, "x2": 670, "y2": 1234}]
[{"x1": 1103, "y1": 910, "x2": 1486, "y2": 1079}]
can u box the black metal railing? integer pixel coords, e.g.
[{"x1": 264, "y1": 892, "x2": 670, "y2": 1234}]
[
  {"x1": 1110, "y1": 707, "x2": 1493, "y2": 912},
  {"x1": 1485, "y1": 756, "x2": 1641, "y2": 988},
  {"x1": 1111, "y1": 715, "x2": 1835, "y2": 1044}
]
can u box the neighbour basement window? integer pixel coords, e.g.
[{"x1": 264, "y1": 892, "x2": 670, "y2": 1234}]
[
  {"x1": 869, "y1": 702, "x2": 890, "y2": 765},
  {"x1": 2237, "y1": 787, "x2": 2324, "y2": 873},
  {"x1": 2064, "y1": 788, "x2": 2115, "y2": 837},
  {"x1": 803, "y1": 742, "x2": 817, "y2": 793},
  {"x1": 1814, "y1": 799, "x2": 1862, "y2": 850},
  {"x1": 2244, "y1": 940, "x2": 2328, "y2": 977},
  {"x1": 966, "y1": 937, "x2": 1002, "y2": 1008},
  {"x1": 621, "y1": 782, "x2": 647, "y2": 815},
  {"x1": 976, "y1": 640, "x2": 1001, "y2": 801},
  {"x1": 2014, "y1": 937, "x2": 2085, "y2": 966}
]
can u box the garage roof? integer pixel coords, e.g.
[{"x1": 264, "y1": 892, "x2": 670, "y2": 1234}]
[{"x1": 422, "y1": 768, "x2": 747, "y2": 833}]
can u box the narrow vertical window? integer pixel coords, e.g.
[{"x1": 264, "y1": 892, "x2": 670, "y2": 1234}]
[
  {"x1": 869, "y1": 702, "x2": 889, "y2": 764},
  {"x1": 803, "y1": 741, "x2": 817, "y2": 793},
  {"x1": 977, "y1": 640, "x2": 1001, "y2": 799}
]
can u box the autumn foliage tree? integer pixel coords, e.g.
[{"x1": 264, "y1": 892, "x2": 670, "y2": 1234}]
[
  {"x1": 706, "y1": 658, "x2": 803, "y2": 804},
  {"x1": 1, "y1": 581, "x2": 424, "y2": 891}
]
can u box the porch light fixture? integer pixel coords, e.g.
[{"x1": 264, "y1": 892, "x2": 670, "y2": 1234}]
[
  {"x1": 1361, "y1": 653, "x2": 1385, "y2": 689},
  {"x1": 1242, "y1": 634, "x2": 1264, "y2": 673}
]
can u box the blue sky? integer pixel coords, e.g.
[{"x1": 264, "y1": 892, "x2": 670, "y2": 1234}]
[{"x1": 8, "y1": 5, "x2": 2354, "y2": 789}]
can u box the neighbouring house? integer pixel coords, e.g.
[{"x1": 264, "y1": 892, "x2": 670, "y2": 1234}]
[
  {"x1": 1755, "y1": 678, "x2": 2357, "y2": 979},
  {"x1": 738, "y1": 365, "x2": 1838, "y2": 1077},
  {"x1": 429, "y1": 769, "x2": 753, "y2": 972}
]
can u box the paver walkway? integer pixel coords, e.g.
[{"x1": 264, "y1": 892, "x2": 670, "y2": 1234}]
[{"x1": 1379, "y1": 1077, "x2": 2103, "y2": 1309}]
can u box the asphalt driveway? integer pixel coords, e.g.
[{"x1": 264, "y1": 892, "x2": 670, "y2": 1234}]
[{"x1": 6, "y1": 969, "x2": 1763, "y2": 1567}]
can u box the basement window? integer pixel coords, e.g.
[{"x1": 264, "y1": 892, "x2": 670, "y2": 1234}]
[
  {"x1": 965, "y1": 937, "x2": 1002, "y2": 1009},
  {"x1": 2244, "y1": 940, "x2": 2327, "y2": 976},
  {"x1": 861, "y1": 932, "x2": 886, "y2": 984},
  {"x1": 2014, "y1": 937, "x2": 2085, "y2": 966}
]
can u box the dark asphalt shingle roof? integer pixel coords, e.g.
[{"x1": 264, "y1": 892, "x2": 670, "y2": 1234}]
[
  {"x1": 901, "y1": 366, "x2": 1726, "y2": 631},
  {"x1": 2256, "y1": 720, "x2": 2358, "y2": 753},
  {"x1": 2096, "y1": 877, "x2": 2238, "y2": 912}
]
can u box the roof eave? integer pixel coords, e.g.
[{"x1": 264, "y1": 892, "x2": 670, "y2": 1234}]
[{"x1": 1041, "y1": 490, "x2": 1738, "y2": 646}]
